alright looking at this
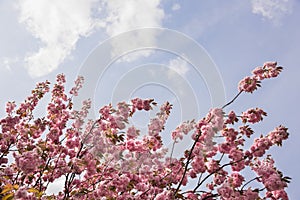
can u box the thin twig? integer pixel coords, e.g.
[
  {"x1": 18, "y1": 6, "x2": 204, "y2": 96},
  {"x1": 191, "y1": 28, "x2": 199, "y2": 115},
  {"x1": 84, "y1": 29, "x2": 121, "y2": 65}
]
[
  {"x1": 222, "y1": 91, "x2": 243, "y2": 109},
  {"x1": 174, "y1": 130, "x2": 201, "y2": 196},
  {"x1": 193, "y1": 156, "x2": 247, "y2": 193},
  {"x1": 240, "y1": 176, "x2": 259, "y2": 191}
]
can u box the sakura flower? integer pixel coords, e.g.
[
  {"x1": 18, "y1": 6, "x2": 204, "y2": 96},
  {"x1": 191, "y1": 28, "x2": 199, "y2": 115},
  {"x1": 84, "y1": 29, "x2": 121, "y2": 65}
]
[
  {"x1": 186, "y1": 192, "x2": 199, "y2": 200},
  {"x1": 238, "y1": 76, "x2": 260, "y2": 93},
  {"x1": 171, "y1": 120, "x2": 195, "y2": 141},
  {"x1": 15, "y1": 150, "x2": 44, "y2": 174},
  {"x1": 239, "y1": 125, "x2": 254, "y2": 138},
  {"x1": 127, "y1": 126, "x2": 140, "y2": 139},
  {"x1": 214, "y1": 169, "x2": 228, "y2": 185},
  {"x1": 207, "y1": 108, "x2": 224, "y2": 131},
  {"x1": 243, "y1": 188, "x2": 259, "y2": 199},
  {"x1": 250, "y1": 137, "x2": 272, "y2": 157},
  {"x1": 252, "y1": 156, "x2": 288, "y2": 193},
  {"x1": 229, "y1": 173, "x2": 244, "y2": 187},
  {"x1": 267, "y1": 189, "x2": 288, "y2": 200},
  {"x1": 70, "y1": 76, "x2": 84, "y2": 96},
  {"x1": 225, "y1": 110, "x2": 238, "y2": 124},
  {"x1": 241, "y1": 108, "x2": 267, "y2": 124},
  {"x1": 252, "y1": 62, "x2": 283, "y2": 80},
  {"x1": 268, "y1": 125, "x2": 289, "y2": 146},
  {"x1": 191, "y1": 156, "x2": 206, "y2": 173},
  {"x1": 5, "y1": 101, "x2": 16, "y2": 114},
  {"x1": 222, "y1": 128, "x2": 238, "y2": 142},
  {"x1": 15, "y1": 187, "x2": 28, "y2": 199},
  {"x1": 217, "y1": 183, "x2": 234, "y2": 199}
]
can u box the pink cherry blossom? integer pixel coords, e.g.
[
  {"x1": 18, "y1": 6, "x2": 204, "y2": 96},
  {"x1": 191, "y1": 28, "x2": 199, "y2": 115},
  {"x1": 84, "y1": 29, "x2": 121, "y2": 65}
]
[
  {"x1": 267, "y1": 189, "x2": 289, "y2": 200},
  {"x1": 171, "y1": 120, "x2": 195, "y2": 141},
  {"x1": 0, "y1": 63, "x2": 291, "y2": 200},
  {"x1": 252, "y1": 156, "x2": 288, "y2": 193},
  {"x1": 239, "y1": 125, "x2": 254, "y2": 138},
  {"x1": 69, "y1": 76, "x2": 84, "y2": 96},
  {"x1": 268, "y1": 125, "x2": 289, "y2": 146},
  {"x1": 14, "y1": 149, "x2": 45, "y2": 174},
  {"x1": 5, "y1": 101, "x2": 16, "y2": 115},
  {"x1": 217, "y1": 183, "x2": 234, "y2": 199},
  {"x1": 250, "y1": 136, "x2": 272, "y2": 157},
  {"x1": 241, "y1": 108, "x2": 267, "y2": 124},
  {"x1": 225, "y1": 110, "x2": 238, "y2": 124},
  {"x1": 207, "y1": 108, "x2": 224, "y2": 131},
  {"x1": 229, "y1": 172, "x2": 244, "y2": 187},
  {"x1": 252, "y1": 62, "x2": 283, "y2": 80},
  {"x1": 238, "y1": 76, "x2": 260, "y2": 93}
]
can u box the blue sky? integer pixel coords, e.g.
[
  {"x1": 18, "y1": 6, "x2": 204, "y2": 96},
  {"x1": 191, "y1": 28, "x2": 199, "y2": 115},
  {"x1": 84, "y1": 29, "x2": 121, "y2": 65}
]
[{"x1": 0, "y1": 0, "x2": 299, "y2": 198}]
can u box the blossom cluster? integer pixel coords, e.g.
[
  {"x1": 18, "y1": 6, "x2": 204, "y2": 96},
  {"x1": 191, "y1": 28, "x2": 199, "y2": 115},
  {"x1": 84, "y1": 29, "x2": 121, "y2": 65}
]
[
  {"x1": 0, "y1": 62, "x2": 291, "y2": 200},
  {"x1": 238, "y1": 61, "x2": 282, "y2": 93}
]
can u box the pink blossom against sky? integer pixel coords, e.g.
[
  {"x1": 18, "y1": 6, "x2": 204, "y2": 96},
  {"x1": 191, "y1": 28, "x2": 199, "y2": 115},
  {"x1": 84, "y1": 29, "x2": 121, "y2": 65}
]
[{"x1": 0, "y1": 0, "x2": 299, "y2": 198}]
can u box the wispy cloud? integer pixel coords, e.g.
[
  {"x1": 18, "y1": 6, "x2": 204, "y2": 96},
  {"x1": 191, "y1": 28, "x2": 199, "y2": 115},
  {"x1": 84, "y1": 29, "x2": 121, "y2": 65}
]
[
  {"x1": 172, "y1": 3, "x2": 181, "y2": 11},
  {"x1": 101, "y1": 0, "x2": 164, "y2": 62},
  {"x1": 0, "y1": 57, "x2": 19, "y2": 71},
  {"x1": 251, "y1": 0, "x2": 293, "y2": 24},
  {"x1": 167, "y1": 56, "x2": 189, "y2": 79}
]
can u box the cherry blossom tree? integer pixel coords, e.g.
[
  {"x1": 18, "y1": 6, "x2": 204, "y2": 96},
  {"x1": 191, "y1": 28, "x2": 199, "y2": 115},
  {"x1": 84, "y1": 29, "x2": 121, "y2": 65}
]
[{"x1": 0, "y1": 62, "x2": 291, "y2": 199}]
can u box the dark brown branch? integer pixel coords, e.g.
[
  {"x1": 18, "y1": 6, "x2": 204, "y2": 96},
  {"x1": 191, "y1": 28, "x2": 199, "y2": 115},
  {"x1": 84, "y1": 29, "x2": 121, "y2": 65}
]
[
  {"x1": 174, "y1": 130, "x2": 202, "y2": 196},
  {"x1": 222, "y1": 91, "x2": 243, "y2": 109}
]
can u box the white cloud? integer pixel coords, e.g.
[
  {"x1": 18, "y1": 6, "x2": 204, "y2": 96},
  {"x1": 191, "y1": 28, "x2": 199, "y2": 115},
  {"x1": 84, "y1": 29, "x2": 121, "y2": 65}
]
[
  {"x1": 251, "y1": 0, "x2": 292, "y2": 24},
  {"x1": 172, "y1": 3, "x2": 181, "y2": 11},
  {"x1": 16, "y1": 0, "x2": 165, "y2": 77},
  {"x1": 167, "y1": 56, "x2": 189, "y2": 79},
  {"x1": 17, "y1": 0, "x2": 100, "y2": 77},
  {"x1": 103, "y1": 0, "x2": 164, "y2": 36},
  {"x1": 102, "y1": 0, "x2": 164, "y2": 62}
]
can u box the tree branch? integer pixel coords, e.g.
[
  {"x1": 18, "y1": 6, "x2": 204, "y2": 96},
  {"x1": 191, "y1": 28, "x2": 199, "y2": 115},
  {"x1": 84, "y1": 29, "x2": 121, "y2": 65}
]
[
  {"x1": 222, "y1": 91, "x2": 243, "y2": 109},
  {"x1": 174, "y1": 130, "x2": 201, "y2": 196}
]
